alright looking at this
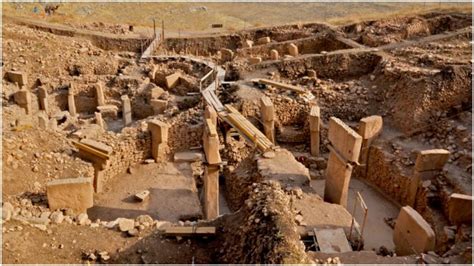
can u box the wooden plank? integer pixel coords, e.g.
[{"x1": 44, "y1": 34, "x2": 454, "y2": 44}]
[
  {"x1": 163, "y1": 226, "x2": 216, "y2": 236},
  {"x1": 73, "y1": 141, "x2": 110, "y2": 160},
  {"x1": 258, "y1": 78, "x2": 306, "y2": 94}
]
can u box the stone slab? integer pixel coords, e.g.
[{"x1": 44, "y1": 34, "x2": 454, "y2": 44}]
[
  {"x1": 288, "y1": 43, "x2": 299, "y2": 56},
  {"x1": 260, "y1": 96, "x2": 274, "y2": 122},
  {"x1": 393, "y1": 206, "x2": 435, "y2": 256},
  {"x1": 256, "y1": 36, "x2": 271, "y2": 45},
  {"x1": 314, "y1": 228, "x2": 352, "y2": 253},
  {"x1": 80, "y1": 138, "x2": 112, "y2": 154},
  {"x1": 46, "y1": 177, "x2": 93, "y2": 214},
  {"x1": 328, "y1": 117, "x2": 362, "y2": 163},
  {"x1": 414, "y1": 149, "x2": 450, "y2": 172},
  {"x1": 174, "y1": 151, "x2": 204, "y2": 162},
  {"x1": 448, "y1": 193, "x2": 473, "y2": 225}
]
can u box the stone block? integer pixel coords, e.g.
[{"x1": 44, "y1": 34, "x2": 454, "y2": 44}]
[
  {"x1": 448, "y1": 193, "x2": 473, "y2": 225},
  {"x1": 46, "y1": 177, "x2": 93, "y2": 214},
  {"x1": 393, "y1": 206, "x2": 435, "y2": 255},
  {"x1": 165, "y1": 72, "x2": 181, "y2": 89},
  {"x1": 288, "y1": 43, "x2": 299, "y2": 56},
  {"x1": 256, "y1": 36, "x2": 271, "y2": 45},
  {"x1": 243, "y1": 39, "x2": 254, "y2": 48},
  {"x1": 150, "y1": 86, "x2": 165, "y2": 99},
  {"x1": 174, "y1": 151, "x2": 204, "y2": 162},
  {"x1": 150, "y1": 99, "x2": 168, "y2": 114},
  {"x1": 248, "y1": 57, "x2": 262, "y2": 65},
  {"x1": 6, "y1": 71, "x2": 27, "y2": 86},
  {"x1": 358, "y1": 115, "x2": 383, "y2": 139},
  {"x1": 414, "y1": 149, "x2": 450, "y2": 172},
  {"x1": 328, "y1": 117, "x2": 362, "y2": 163},
  {"x1": 135, "y1": 190, "x2": 150, "y2": 202},
  {"x1": 270, "y1": 49, "x2": 279, "y2": 60},
  {"x1": 220, "y1": 48, "x2": 234, "y2": 62},
  {"x1": 204, "y1": 165, "x2": 219, "y2": 220},
  {"x1": 95, "y1": 112, "x2": 105, "y2": 130},
  {"x1": 323, "y1": 148, "x2": 353, "y2": 207}
]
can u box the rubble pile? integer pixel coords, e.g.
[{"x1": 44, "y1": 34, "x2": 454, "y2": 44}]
[{"x1": 217, "y1": 181, "x2": 308, "y2": 264}]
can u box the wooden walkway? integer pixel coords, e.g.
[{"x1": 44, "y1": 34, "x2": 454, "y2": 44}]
[{"x1": 149, "y1": 55, "x2": 274, "y2": 152}]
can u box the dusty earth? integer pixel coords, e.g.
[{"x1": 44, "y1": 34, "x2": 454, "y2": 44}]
[{"x1": 1, "y1": 4, "x2": 473, "y2": 265}]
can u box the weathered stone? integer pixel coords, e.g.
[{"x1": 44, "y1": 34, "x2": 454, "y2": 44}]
[
  {"x1": 204, "y1": 104, "x2": 218, "y2": 126},
  {"x1": 38, "y1": 113, "x2": 49, "y2": 130},
  {"x1": 76, "y1": 213, "x2": 90, "y2": 225},
  {"x1": 448, "y1": 193, "x2": 473, "y2": 225},
  {"x1": 393, "y1": 206, "x2": 435, "y2": 255},
  {"x1": 307, "y1": 70, "x2": 317, "y2": 78},
  {"x1": 95, "y1": 112, "x2": 105, "y2": 130},
  {"x1": 46, "y1": 177, "x2": 93, "y2": 214},
  {"x1": 260, "y1": 96, "x2": 275, "y2": 143},
  {"x1": 97, "y1": 105, "x2": 118, "y2": 119},
  {"x1": 328, "y1": 117, "x2": 362, "y2": 163}
]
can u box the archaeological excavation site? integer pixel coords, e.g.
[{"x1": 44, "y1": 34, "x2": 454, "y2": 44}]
[{"x1": 1, "y1": 2, "x2": 473, "y2": 264}]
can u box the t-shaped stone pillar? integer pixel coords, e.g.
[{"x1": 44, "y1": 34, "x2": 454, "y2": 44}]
[
  {"x1": 121, "y1": 95, "x2": 132, "y2": 127},
  {"x1": 148, "y1": 120, "x2": 169, "y2": 162},
  {"x1": 323, "y1": 117, "x2": 362, "y2": 207},
  {"x1": 357, "y1": 115, "x2": 383, "y2": 177},
  {"x1": 95, "y1": 112, "x2": 105, "y2": 130},
  {"x1": 38, "y1": 86, "x2": 49, "y2": 114},
  {"x1": 14, "y1": 85, "x2": 32, "y2": 115},
  {"x1": 393, "y1": 206, "x2": 435, "y2": 255},
  {"x1": 260, "y1": 96, "x2": 275, "y2": 144},
  {"x1": 407, "y1": 149, "x2": 450, "y2": 207},
  {"x1": 68, "y1": 84, "x2": 77, "y2": 117},
  {"x1": 309, "y1": 105, "x2": 320, "y2": 157},
  {"x1": 96, "y1": 82, "x2": 106, "y2": 106}
]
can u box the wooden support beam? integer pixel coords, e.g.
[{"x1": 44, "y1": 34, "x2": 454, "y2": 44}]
[
  {"x1": 257, "y1": 78, "x2": 306, "y2": 94},
  {"x1": 163, "y1": 226, "x2": 216, "y2": 236}
]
